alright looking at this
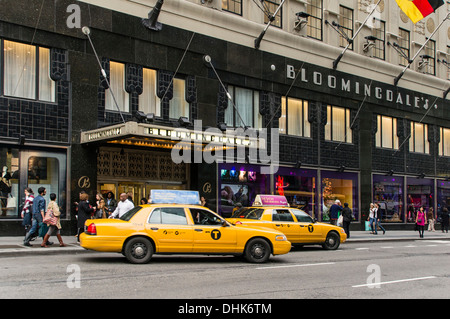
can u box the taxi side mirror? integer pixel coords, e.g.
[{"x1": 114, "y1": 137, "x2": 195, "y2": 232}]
[
  {"x1": 313, "y1": 218, "x2": 317, "y2": 223},
  {"x1": 222, "y1": 220, "x2": 229, "y2": 227}
]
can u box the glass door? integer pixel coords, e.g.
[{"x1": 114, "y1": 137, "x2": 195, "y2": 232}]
[{"x1": 19, "y1": 151, "x2": 67, "y2": 218}]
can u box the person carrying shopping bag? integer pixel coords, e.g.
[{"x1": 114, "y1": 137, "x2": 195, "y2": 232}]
[{"x1": 41, "y1": 193, "x2": 66, "y2": 247}]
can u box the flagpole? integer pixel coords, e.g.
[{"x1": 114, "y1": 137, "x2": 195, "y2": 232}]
[
  {"x1": 394, "y1": 11, "x2": 450, "y2": 86},
  {"x1": 333, "y1": 0, "x2": 382, "y2": 70},
  {"x1": 255, "y1": 0, "x2": 287, "y2": 49}
]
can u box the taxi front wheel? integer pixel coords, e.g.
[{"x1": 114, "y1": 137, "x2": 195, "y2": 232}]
[
  {"x1": 322, "y1": 231, "x2": 340, "y2": 250},
  {"x1": 244, "y1": 238, "x2": 271, "y2": 263},
  {"x1": 124, "y1": 237, "x2": 153, "y2": 264}
]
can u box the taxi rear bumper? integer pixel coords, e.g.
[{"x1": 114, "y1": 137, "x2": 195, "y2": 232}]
[{"x1": 80, "y1": 233, "x2": 124, "y2": 253}]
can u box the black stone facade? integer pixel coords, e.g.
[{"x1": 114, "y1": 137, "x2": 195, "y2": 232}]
[{"x1": 0, "y1": 0, "x2": 448, "y2": 234}]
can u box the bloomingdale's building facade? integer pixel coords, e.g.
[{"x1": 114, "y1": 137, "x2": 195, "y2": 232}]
[{"x1": 0, "y1": 0, "x2": 448, "y2": 235}]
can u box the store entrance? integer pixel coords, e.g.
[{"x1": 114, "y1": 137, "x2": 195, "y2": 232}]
[{"x1": 98, "y1": 181, "x2": 187, "y2": 205}]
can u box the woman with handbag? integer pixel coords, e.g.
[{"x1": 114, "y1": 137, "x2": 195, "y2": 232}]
[{"x1": 41, "y1": 193, "x2": 66, "y2": 247}]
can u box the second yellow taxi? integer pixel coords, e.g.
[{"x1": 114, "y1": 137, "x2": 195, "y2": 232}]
[
  {"x1": 227, "y1": 195, "x2": 347, "y2": 250},
  {"x1": 80, "y1": 190, "x2": 291, "y2": 263}
]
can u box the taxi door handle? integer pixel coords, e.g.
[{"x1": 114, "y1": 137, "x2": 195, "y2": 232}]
[
  {"x1": 150, "y1": 227, "x2": 159, "y2": 231},
  {"x1": 195, "y1": 229, "x2": 203, "y2": 232},
  {"x1": 275, "y1": 224, "x2": 281, "y2": 227}
]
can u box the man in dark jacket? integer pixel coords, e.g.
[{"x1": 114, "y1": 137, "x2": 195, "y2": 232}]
[
  {"x1": 23, "y1": 187, "x2": 46, "y2": 246},
  {"x1": 342, "y1": 202, "x2": 353, "y2": 239}
]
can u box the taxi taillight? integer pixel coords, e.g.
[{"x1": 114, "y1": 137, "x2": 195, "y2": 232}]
[
  {"x1": 235, "y1": 221, "x2": 242, "y2": 225},
  {"x1": 86, "y1": 223, "x2": 97, "y2": 235}
]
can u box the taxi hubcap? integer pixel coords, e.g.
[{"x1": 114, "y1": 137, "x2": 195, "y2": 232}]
[
  {"x1": 132, "y1": 243, "x2": 147, "y2": 258},
  {"x1": 251, "y1": 244, "x2": 265, "y2": 259}
]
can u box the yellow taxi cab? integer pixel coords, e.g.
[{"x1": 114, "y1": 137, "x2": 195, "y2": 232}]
[
  {"x1": 80, "y1": 190, "x2": 291, "y2": 264},
  {"x1": 227, "y1": 195, "x2": 347, "y2": 250}
]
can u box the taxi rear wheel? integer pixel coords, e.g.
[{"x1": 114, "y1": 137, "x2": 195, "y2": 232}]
[
  {"x1": 322, "y1": 231, "x2": 340, "y2": 250},
  {"x1": 244, "y1": 238, "x2": 271, "y2": 263},
  {"x1": 124, "y1": 237, "x2": 153, "y2": 264}
]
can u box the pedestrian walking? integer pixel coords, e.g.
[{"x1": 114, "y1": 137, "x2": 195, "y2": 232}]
[
  {"x1": 416, "y1": 206, "x2": 427, "y2": 238},
  {"x1": 368, "y1": 203, "x2": 377, "y2": 234},
  {"x1": 341, "y1": 202, "x2": 353, "y2": 239},
  {"x1": 23, "y1": 187, "x2": 46, "y2": 246},
  {"x1": 75, "y1": 191, "x2": 94, "y2": 242},
  {"x1": 441, "y1": 207, "x2": 449, "y2": 233},
  {"x1": 20, "y1": 187, "x2": 34, "y2": 233},
  {"x1": 375, "y1": 203, "x2": 386, "y2": 235},
  {"x1": 427, "y1": 207, "x2": 435, "y2": 232},
  {"x1": 41, "y1": 193, "x2": 66, "y2": 247},
  {"x1": 110, "y1": 193, "x2": 134, "y2": 219}
]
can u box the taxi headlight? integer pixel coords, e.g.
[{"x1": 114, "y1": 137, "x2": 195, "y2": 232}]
[{"x1": 275, "y1": 235, "x2": 287, "y2": 241}]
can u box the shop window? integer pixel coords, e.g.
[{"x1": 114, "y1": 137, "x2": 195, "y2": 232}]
[
  {"x1": 437, "y1": 180, "x2": 450, "y2": 215},
  {"x1": 139, "y1": 68, "x2": 160, "y2": 116},
  {"x1": 105, "y1": 61, "x2": 129, "y2": 113},
  {"x1": 0, "y1": 148, "x2": 19, "y2": 218},
  {"x1": 406, "y1": 177, "x2": 434, "y2": 223},
  {"x1": 409, "y1": 122, "x2": 429, "y2": 154},
  {"x1": 225, "y1": 86, "x2": 261, "y2": 129},
  {"x1": 218, "y1": 164, "x2": 270, "y2": 217},
  {"x1": 169, "y1": 78, "x2": 189, "y2": 120},
  {"x1": 373, "y1": 174, "x2": 404, "y2": 223},
  {"x1": 438, "y1": 127, "x2": 450, "y2": 157},
  {"x1": 322, "y1": 171, "x2": 359, "y2": 222},
  {"x1": 375, "y1": 115, "x2": 399, "y2": 149},
  {"x1": 280, "y1": 97, "x2": 310, "y2": 137},
  {"x1": 2, "y1": 39, "x2": 55, "y2": 102},
  {"x1": 325, "y1": 105, "x2": 352, "y2": 144},
  {"x1": 274, "y1": 167, "x2": 317, "y2": 220}
]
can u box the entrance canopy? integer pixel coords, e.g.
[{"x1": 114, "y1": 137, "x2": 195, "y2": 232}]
[{"x1": 80, "y1": 121, "x2": 264, "y2": 150}]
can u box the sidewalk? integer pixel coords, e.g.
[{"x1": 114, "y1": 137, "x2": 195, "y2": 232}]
[{"x1": 0, "y1": 230, "x2": 449, "y2": 257}]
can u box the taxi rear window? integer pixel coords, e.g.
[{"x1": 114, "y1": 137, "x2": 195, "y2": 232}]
[
  {"x1": 120, "y1": 206, "x2": 142, "y2": 221},
  {"x1": 231, "y1": 208, "x2": 264, "y2": 220}
]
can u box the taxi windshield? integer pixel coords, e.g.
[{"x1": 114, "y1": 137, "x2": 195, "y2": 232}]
[
  {"x1": 120, "y1": 206, "x2": 142, "y2": 221},
  {"x1": 231, "y1": 207, "x2": 264, "y2": 220}
]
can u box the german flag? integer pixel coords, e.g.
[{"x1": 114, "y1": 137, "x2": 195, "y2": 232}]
[{"x1": 396, "y1": 0, "x2": 444, "y2": 23}]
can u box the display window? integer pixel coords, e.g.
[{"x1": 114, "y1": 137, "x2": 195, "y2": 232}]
[
  {"x1": 373, "y1": 174, "x2": 404, "y2": 223},
  {"x1": 406, "y1": 177, "x2": 434, "y2": 222},
  {"x1": 218, "y1": 163, "x2": 270, "y2": 217},
  {"x1": 274, "y1": 167, "x2": 317, "y2": 220},
  {"x1": 321, "y1": 171, "x2": 359, "y2": 222}
]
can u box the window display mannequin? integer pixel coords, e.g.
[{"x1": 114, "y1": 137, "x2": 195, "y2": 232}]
[{"x1": 1, "y1": 166, "x2": 12, "y2": 216}]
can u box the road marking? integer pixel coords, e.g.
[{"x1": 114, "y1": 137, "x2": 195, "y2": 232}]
[
  {"x1": 256, "y1": 262, "x2": 335, "y2": 270},
  {"x1": 381, "y1": 246, "x2": 394, "y2": 249},
  {"x1": 404, "y1": 245, "x2": 416, "y2": 248},
  {"x1": 355, "y1": 248, "x2": 369, "y2": 250},
  {"x1": 352, "y1": 276, "x2": 437, "y2": 288}
]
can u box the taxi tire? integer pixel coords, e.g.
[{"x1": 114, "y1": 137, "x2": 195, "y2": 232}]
[
  {"x1": 124, "y1": 237, "x2": 153, "y2": 264},
  {"x1": 322, "y1": 231, "x2": 340, "y2": 250},
  {"x1": 244, "y1": 238, "x2": 271, "y2": 263}
]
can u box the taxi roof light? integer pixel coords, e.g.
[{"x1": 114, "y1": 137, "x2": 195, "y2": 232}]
[
  {"x1": 149, "y1": 190, "x2": 201, "y2": 205},
  {"x1": 252, "y1": 194, "x2": 289, "y2": 207}
]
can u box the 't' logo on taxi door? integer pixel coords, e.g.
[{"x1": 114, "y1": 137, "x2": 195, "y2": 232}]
[
  {"x1": 211, "y1": 229, "x2": 221, "y2": 240},
  {"x1": 308, "y1": 224, "x2": 314, "y2": 233}
]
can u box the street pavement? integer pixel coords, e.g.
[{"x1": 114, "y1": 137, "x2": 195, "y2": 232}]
[{"x1": 1, "y1": 229, "x2": 449, "y2": 257}]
